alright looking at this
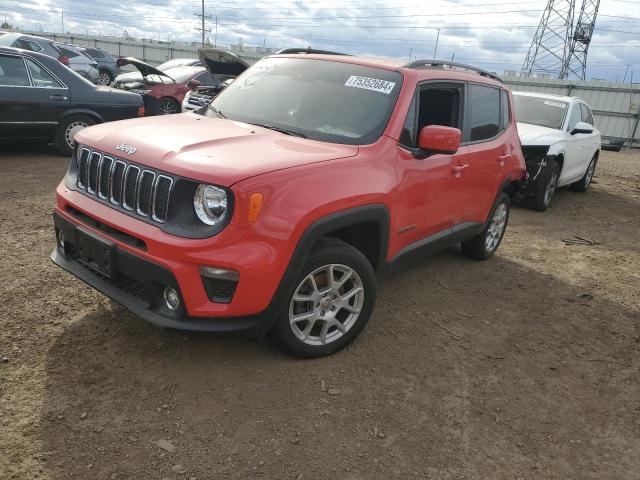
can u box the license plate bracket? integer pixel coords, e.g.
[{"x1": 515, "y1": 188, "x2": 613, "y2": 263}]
[{"x1": 75, "y1": 226, "x2": 116, "y2": 278}]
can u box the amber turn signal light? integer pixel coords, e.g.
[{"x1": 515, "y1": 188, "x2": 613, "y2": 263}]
[
  {"x1": 137, "y1": 105, "x2": 145, "y2": 117},
  {"x1": 248, "y1": 193, "x2": 263, "y2": 223}
]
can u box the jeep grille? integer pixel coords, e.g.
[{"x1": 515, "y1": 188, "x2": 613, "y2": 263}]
[{"x1": 75, "y1": 147, "x2": 173, "y2": 223}]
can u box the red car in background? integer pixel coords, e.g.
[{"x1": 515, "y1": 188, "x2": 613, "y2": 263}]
[{"x1": 113, "y1": 58, "x2": 216, "y2": 115}]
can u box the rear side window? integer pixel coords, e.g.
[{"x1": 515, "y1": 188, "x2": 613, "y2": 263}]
[
  {"x1": 86, "y1": 48, "x2": 105, "y2": 59},
  {"x1": 16, "y1": 39, "x2": 44, "y2": 52},
  {"x1": 26, "y1": 59, "x2": 62, "y2": 88},
  {"x1": 0, "y1": 55, "x2": 30, "y2": 86},
  {"x1": 580, "y1": 103, "x2": 594, "y2": 126},
  {"x1": 467, "y1": 84, "x2": 500, "y2": 142},
  {"x1": 500, "y1": 90, "x2": 511, "y2": 129}
]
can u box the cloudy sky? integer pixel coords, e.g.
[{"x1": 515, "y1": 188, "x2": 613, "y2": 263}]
[{"x1": 3, "y1": 0, "x2": 640, "y2": 81}]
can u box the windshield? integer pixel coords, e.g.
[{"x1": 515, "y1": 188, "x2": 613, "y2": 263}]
[
  {"x1": 514, "y1": 95, "x2": 568, "y2": 130},
  {"x1": 205, "y1": 57, "x2": 403, "y2": 145}
]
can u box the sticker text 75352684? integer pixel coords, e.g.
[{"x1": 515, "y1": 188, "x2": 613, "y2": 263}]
[{"x1": 345, "y1": 76, "x2": 396, "y2": 95}]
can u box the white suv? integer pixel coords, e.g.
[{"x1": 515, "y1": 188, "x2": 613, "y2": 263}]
[{"x1": 514, "y1": 92, "x2": 601, "y2": 211}]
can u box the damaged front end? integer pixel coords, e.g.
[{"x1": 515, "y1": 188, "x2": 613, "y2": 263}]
[{"x1": 520, "y1": 145, "x2": 552, "y2": 197}]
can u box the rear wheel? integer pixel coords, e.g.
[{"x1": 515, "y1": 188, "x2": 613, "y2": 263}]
[
  {"x1": 97, "y1": 69, "x2": 113, "y2": 86},
  {"x1": 270, "y1": 238, "x2": 377, "y2": 358},
  {"x1": 461, "y1": 193, "x2": 510, "y2": 261},
  {"x1": 527, "y1": 159, "x2": 559, "y2": 211},
  {"x1": 53, "y1": 115, "x2": 96, "y2": 156},
  {"x1": 571, "y1": 154, "x2": 597, "y2": 192},
  {"x1": 155, "y1": 97, "x2": 180, "y2": 115}
]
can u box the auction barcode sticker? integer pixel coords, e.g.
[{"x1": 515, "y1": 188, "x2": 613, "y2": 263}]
[{"x1": 345, "y1": 76, "x2": 396, "y2": 94}]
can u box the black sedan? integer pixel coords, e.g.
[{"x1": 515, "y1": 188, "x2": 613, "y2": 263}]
[{"x1": 0, "y1": 46, "x2": 143, "y2": 155}]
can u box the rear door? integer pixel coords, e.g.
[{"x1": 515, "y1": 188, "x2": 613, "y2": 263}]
[
  {"x1": 451, "y1": 83, "x2": 510, "y2": 228},
  {"x1": 0, "y1": 53, "x2": 69, "y2": 139}
]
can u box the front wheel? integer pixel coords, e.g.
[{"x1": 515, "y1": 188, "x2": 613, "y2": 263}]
[
  {"x1": 461, "y1": 193, "x2": 510, "y2": 261},
  {"x1": 571, "y1": 155, "x2": 597, "y2": 192},
  {"x1": 527, "y1": 160, "x2": 559, "y2": 211},
  {"x1": 270, "y1": 238, "x2": 377, "y2": 358}
]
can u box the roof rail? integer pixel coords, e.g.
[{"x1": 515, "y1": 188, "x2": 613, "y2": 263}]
[
  {"x1": 275, "y1": 47, "x2": 350, "y2": 56},
  {"x1": 404, "y1": 60, "x2": 503, "y2": 84}
]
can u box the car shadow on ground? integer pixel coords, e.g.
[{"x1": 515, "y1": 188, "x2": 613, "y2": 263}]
[{"x1": 39, "y1": 249, "x2": 640, "y2": 479}]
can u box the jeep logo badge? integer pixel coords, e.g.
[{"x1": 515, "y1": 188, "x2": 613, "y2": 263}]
[{"x1": 116, "y1": 143, "x2": 137, "y2": 155}]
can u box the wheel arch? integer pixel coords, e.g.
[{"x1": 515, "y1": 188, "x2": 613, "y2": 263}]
[
  {"x1": 59, "y1": 109, "x2": 104, "y2": 124},
  {"x1": 290, "y1": 205, "x2": 390, "y2": 280}
]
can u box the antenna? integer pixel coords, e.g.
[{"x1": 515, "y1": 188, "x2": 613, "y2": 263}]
[
  {"x1": 194, "y1": 0, "x2": 211, "y2": 48},
  {"x1": 521, "y1": 0, "x2": 575, "y2": 78},
  {"x1": 561, "y1": 0, "x2": 601, "y2": 79}
]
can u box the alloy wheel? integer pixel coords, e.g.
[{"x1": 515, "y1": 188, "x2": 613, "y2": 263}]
[
  {"x1": 584, "y1": 160, "x2": 595, "y2": 188},
  {"x1": 289, "y1": 264, "x2": 364, "y2": 346},
  {"x1": 97, "y1": 72, "x2": 111, "y2": 86},
  {"x1": 158, "y1": 100, "x2": 178, "y2": 115},
  {"x1": 544, "y1": 170, "x2": 559, "y2": 206},
  {"x1": 485, "y1": 203, "x2": 508, "y2": 252}
]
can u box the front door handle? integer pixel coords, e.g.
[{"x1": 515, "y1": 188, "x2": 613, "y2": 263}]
[
  {"x1": 452, "y1": 164, "x2": 469, "y2": 177},
  {"x1": 49, "y1": 95, "x2": 68, "y2": 101}
]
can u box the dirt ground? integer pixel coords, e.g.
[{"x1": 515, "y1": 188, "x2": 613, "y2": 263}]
[{"x1": 0, "y1": 143, "x2": 639, "y2": 480}]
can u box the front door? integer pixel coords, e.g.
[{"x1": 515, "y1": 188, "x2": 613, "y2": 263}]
[{"x1": 393, "y1": 82, "x2": 467, "y2": 254}]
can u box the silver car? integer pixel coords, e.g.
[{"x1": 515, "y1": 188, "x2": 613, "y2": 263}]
[
  {"x1": 54, "y1": 43, "x2": 99, "y2": 83},
  {"x1": 0, "y1": 33, "x2": 99, "y2": 83}
]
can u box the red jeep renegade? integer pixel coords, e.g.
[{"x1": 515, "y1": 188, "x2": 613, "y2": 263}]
[{"x1": 52, "y1": 51, "x2": 526, "y2": 357}]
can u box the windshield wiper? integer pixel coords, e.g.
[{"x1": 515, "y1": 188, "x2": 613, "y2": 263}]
[
  {"x1": 252, "y1": 123, "x2": 307, "y2": 138},
  {"x1": 208, "y1": 105, "x2": 227, "y2": 118}
]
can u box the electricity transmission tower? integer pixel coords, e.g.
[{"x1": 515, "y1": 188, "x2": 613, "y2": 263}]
[
  {"x1": 521, "y1": 0, "x2": 576, "y2": 78},
  {"x1": 560, "y1": 0, "x2": 601, "y2": 79}
]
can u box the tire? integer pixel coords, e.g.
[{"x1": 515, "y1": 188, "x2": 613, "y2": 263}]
[
  {"x1": 269, "y1": 237, "x2": 377, "y2": 358},
  {"x1": 53, "y1": 115, "x2": 96, "y2": 156},
  {"x1": 97, "y1": 69, "x2": 113, "y2": 86},
  {"x1": 571, "y1": 154, "x2": 597, "y2": 192},
  {"x1": 155, "y1": 97, "x2": 180, "y2": 115},
  {"x1": 527, "y1": 159, "x2": 559, "y2": 212},
  {"x1": 461, "y1": 193, "x2": 510, "y2": 261}
]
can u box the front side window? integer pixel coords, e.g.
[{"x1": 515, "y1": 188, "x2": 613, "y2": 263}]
[
  {"x1": 513, "y1": 95, "x2": 568, "y2": 130},
  {"x1": 26, "y1": 59, "x2": 63, "y2": 88},
  {"x1": 468, "y1": 84, "x2": 500, "y2": 142},
  {"x1": 0, "y1": 55, "x2": 30, "y2": 86},
  {"x1": 207, "y1": 57, "x2": 403, "y2": 145},
  {"x1": 400, "y1": 84, "x2": 462, "y2": 148},
  {"x1": 567, "y1": 104, "x2": 582, "y2": 131}
]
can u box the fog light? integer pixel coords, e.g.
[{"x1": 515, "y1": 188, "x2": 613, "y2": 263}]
[
  {"x1": 163, "y1": 287, "x2": 180, "y2": 311},
  {"x1": 57, "y1": 229, "x2": 65, "y2": 248}
]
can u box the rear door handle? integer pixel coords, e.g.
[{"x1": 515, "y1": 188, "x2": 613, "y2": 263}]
[
  {"x1": 497, "y1": 154, "x2": 511, "y2": 166},
  {"x1": 49, "y1": 95, "x2": 68, "y2": 101},
  {"x1": 452, "y1": 164, "x2": 469, "y2": 177}
]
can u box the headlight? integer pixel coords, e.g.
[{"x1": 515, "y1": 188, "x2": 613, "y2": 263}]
[{"x1": 194, "y1": 184, "x2": 228, "y2": 225}]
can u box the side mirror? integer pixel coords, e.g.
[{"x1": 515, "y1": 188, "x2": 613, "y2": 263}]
[
  {"x1": 571, "y1": 121, "x2": 593, "y2": 135},
  {"x1": 416, "y1": 125, "x2": 462, "y2": 158},
  {"x1": 187, "y1": 79, "x2": 201, "y2": 89}
]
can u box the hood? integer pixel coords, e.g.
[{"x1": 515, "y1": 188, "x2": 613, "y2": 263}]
[
  {"x1": 75, "y1": 113, "x2": 358, "y2": 186},
  {"x1": 198, "y1": 48, "x2": 249, "y2": 77},
  {"x1": 517, "y1": 122, "x2": 562, "y2": 146},
  {"x1": 116, "y1": 57, "x2": 174, "y2": 81}
]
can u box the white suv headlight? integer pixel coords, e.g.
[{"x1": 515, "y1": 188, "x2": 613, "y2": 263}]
[{"x1": 194, "y1": 184, "x2": 228, "y2": 225}]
